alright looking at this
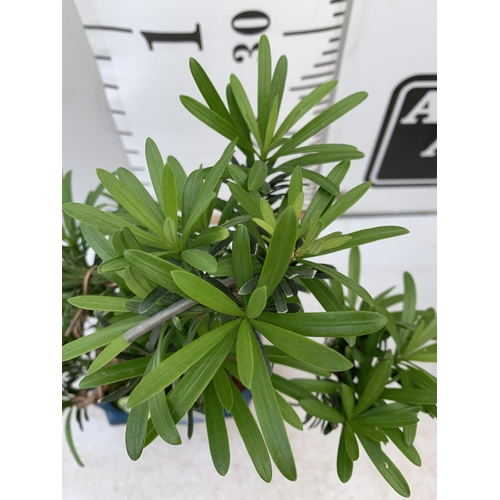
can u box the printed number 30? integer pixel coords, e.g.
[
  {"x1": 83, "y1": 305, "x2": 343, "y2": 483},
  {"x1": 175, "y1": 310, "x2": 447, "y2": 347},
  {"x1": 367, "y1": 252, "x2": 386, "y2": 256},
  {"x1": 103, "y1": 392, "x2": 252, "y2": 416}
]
[
  {"x1": 231, "y1": 11, "x2": 270, "y2": 63},
  {"x1": 233, "y1": 43, "x2": 259, "y2": 62}
]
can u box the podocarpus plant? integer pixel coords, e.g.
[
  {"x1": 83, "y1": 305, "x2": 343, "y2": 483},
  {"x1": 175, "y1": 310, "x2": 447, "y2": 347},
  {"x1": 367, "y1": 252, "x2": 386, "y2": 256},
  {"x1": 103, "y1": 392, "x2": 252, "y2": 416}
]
[{"x1": 62, "y1": 35, "x2": 436, "y2": 497}]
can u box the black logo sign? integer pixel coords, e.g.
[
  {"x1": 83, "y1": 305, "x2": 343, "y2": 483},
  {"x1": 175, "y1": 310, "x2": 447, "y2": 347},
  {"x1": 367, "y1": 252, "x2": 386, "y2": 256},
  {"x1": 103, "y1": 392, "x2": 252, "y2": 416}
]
[{"x1": 366, "y1": 75, "x2": 437, "y2": 187}]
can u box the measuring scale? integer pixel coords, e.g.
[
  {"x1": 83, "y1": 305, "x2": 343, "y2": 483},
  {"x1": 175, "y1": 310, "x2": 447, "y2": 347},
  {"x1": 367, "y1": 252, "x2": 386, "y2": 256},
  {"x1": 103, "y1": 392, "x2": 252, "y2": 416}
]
[
  {"x1": 71, "y1": 0, "x2": 436, "y2": 214},
  {"x1": 73, "y1": 0, "x2": 353, "y2": 202}
]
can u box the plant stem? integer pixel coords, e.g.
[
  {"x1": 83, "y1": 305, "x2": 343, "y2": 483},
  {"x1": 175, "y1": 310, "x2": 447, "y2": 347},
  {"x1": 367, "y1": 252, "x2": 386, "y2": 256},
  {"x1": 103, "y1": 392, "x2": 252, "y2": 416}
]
[{"x1": 122, "y1": 277, "x2": 236, "y2": 343}]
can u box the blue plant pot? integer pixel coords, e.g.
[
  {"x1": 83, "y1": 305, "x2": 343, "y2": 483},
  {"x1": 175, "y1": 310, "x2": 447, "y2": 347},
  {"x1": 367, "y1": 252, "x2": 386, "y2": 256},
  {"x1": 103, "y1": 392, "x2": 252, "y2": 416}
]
[{"x1": 97, "y1": 388, "x2": 253, "y2": 426}]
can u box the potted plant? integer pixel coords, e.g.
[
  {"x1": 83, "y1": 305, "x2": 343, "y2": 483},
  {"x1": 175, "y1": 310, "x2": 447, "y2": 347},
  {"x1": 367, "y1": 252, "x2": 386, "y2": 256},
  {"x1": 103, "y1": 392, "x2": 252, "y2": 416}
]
[{"x1": 62, "y1": 35, "x2": 436, "y2": 497}]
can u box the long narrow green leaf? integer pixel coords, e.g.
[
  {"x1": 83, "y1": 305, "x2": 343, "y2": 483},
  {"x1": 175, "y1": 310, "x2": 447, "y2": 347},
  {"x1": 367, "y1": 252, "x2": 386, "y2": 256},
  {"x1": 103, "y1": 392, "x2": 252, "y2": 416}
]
[
  {"x1": 271, "y1": 373, "x2": 315, "y2": 401},
  {"x1": 79, "y1": 356, "x2": 152, "y2": 389},
  {"x1": 171, "y1": 271, "x2": 243, "y2": 316},
  {"x1": 344, "y1": 424, "x2": 359, "y2": 461},
  {"x1": 166, "y1": 156, "x2": 186, "y2": 208},
  {"x1": 86, "y1": 335, "x2": 129, "y2": 375},
  {"x1": 125, "y1": 401, "x2": 150, "y2": 461},
  {"x1": 125, "y1": 356, "x2": 156, "y2": 460},
  {"x1": 403, "y1": 343, "x2": 437, "y2": 362},
  {"x1": 358, "y1": 434, "x2": 411, "y2": 497},
  {"x1": 189, "y1": 58, "x2": 233, "y2": 123},
  {"x1": 270, "y1": 55, "x2": 287, "y2": 115},
  {"x1": 97, "y1": 169, "x2": 164, "y2": 236},
  {"x1": 257, "y1": 35, "x2": 272, "y2": 138},
  {"x1": 64, "y1": 408, "x2": 84, "y2": 467},
  {"x1": 199, "y1": 140, "x2": 237, "y2": 200},
  {"x1": 123, "y1": 250, "x2": 184, "y2": 295},
  {"x1": 272, "y1": 81, "x2": 338, "y2": 147},
  {"x1": 117, "y1": 167, "x2": 164, "y2": 222},
  {"x1": 301, "y1": 278, "x2": 346, "y2": 311},
  {"x1": 161, "y1": 162, "x2": 178, "y2": 224},
  {"x1": 233, "y1": 225, "x2": 253, "y2": 292},
  {"x1": 275, "y1": 392, "x2": 303, "y2": 430},
  {"x1": 79, "y1": 224, "x2": 117, "y2": 262},
  {"x1": 257, "y1": 311, "x2": 386, "y2": 337},
  {"x1": 180, "y1": 95, "x2": 254, "y2": 154},
  {"x1": 228, "y1": 379, "x2": 273, "y2": 482},
  {"x1": 106, "y1": 212, "x2": 169, "y2": 249},
  {"x1": 337, "y1": 426, "x2": 353, "y2": 483},
  {"x1": 226, "y1": 85, "x2": 253, "y2": 158},
  {"x1": 303, "y1": 261, "x2": 374, "y2": 306},
  {"x1": 402, "y1": 272, "x2": 417, "y2": 325},
  {"x1": 252, "y1": 319, "x2": 352, "y2": 371},
  {"x1": 145, "y1": 138, "x2": 166, "y2": 208},
  {"x1": 250, "y1": 333, "x2": 297, "y2": 480},
  {"x1": 352, "y1": 404, "x2": 420, "y2": 428},
  {"x1": 124, "y1": 267, "x2": 154, "y2": 299},
  {"x1": 168, "y1": 328, "x2": 238, "y2": 422},
  {"x1": 62, "y1": 172, "x2": 76, "y2": 239},
  {"x1": 228, "y1": 182, "x2": 261, "y2": 218},
  {"x1": 290, "y1": 378, "x2": 340, "y2": 394},
  {"x1": 204, "y1": 381, "x2": 231, "y2": 476},
  {"x1": 230, "y1": 74, "x2": 262, "y2": 148},
  {"x1": 246, "y1": 286, "x2": 268, "y2": 319},
  {"x1": 299, "y1": 397, "x2": 345, "y2": 423},
  {"x1": 404, "y1": 316, "x2": 437, "y2": 355},
  {"x1": 383, "y1": 428, "x2": 422, "y2": 467},
  {"x1": 236, "y1": 320, "x2": 254, "y2": 388},
  {"x1": 257, "y1": 207, "x2": 297, "y2": 297},
  {"x1": 380, "y1": 388, "x2": 436, "y2": 405},
  {"x1": 67, "y1": 296, "x2": 129, "y2": 312},
  {"x1": 277, "y1": 150, "x2": 364, "y2": 171},
  {"x1": 263, "y1": 96, "x2": 280, "y2": 154},
  {"x1": 348, "y1": 247, "x2": 361, "y2": 308},
  {"x1": 181, "y1": 249, "x2": 218, "y2": 274},
  {"x1": 276, "y1": 92, "x2": 368, "y2": 156},
  {"x1": 62, "y1": 203, "x2": 123, "y2": 234},
  {"x1": 127, "y1": 321, "x2": 239, "y2": 408},
  {"x1": 248, "y1": 161, "x2": 268, "y2": 191},
  {"x1": 62, "y1": 316, "x2": 143, "y2": 361},
  {"x1": 149, "y1": 390, "x2": 181, "y2": 445},
  {"x1": 191, "y1": 226, "x2": 230, "y2": 248},
  {"x1": 212, "y1": 367, "x2": 233, "y2": 412},
  {"x1": 180, "y1": 192, "x2": 216, "y2": 247},
  {"x1": 353, "y1": 360, "x2": 392, "y2": 416},
  {"x1": 315, "y1": 226, "x2": 409, "y2": 255}
]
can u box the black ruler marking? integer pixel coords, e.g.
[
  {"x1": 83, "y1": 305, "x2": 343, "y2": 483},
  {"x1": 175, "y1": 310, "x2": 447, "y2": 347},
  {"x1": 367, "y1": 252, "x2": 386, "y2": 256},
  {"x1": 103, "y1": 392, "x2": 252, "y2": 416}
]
[
  {"x1": 125, "y1": 150, "x2": 140, "y2": 155},
  {"x1": 314, "y1": 60, "x2": 337, "y2": 68},
  {"x1": 330, "y1": 0, "x2": 348, "y2": 3},
  {"x1": 322, "y1": 49, "x2": 339, "y2": 55},
  {"x1": 95, "y1": 55, "x2": 111, "y2": 61},
  {"x1": 302, "y1": 71, "x2": 336, "y2": 80},
  {"x1": 130, "y1": 167, "x2": 146, "y2": 172},
  {"x1": 104, "y1": 83, "x2": 119, "y2": 89},
  {"x1": 284, "y1": 25, "x2": 342, "y2": 36},
  {"x1": 290, "y1": 82, "x2": 328, "y2": 91},
  {"x1": 117, "y1": 131, "x2": 133, "y2": 136},
  {"x1": 84, "y1": 25, "x2": 133, "y2": 33},
  {"x1": 110, "y1": 109, "x2": 126, "y2": 115}
]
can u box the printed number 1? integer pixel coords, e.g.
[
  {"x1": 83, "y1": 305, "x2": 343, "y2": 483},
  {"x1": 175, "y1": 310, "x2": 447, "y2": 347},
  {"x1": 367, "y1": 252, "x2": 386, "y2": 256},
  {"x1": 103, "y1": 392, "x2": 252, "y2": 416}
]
[{"x1": 141, "y1": 24, "x2": 202, "y2": 51}]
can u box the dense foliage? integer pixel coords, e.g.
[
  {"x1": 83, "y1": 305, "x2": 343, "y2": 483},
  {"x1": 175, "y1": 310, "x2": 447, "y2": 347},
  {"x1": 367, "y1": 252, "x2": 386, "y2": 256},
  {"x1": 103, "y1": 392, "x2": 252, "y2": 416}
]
[{"x1": 62, "y1": 36, "x2": 436, "y2": 497}]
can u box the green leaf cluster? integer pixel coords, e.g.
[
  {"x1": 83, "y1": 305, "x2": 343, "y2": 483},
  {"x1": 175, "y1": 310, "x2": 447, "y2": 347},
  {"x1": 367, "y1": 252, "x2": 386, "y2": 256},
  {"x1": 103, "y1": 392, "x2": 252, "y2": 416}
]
[{"x1": 61, "y1": 35, "x2": 435, "y2": 496}]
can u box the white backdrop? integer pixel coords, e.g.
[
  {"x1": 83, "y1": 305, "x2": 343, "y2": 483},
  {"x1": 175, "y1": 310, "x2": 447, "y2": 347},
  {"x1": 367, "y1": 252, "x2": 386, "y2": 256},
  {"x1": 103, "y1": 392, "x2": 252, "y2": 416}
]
[{"x1": 62, "y1": 1, "x2": 437, "y2": 498}]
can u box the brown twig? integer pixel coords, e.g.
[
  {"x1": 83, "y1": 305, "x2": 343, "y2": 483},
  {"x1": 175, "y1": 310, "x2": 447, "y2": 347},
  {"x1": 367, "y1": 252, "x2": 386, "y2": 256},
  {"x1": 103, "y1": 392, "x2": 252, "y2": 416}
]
[{"x1": 64, "y1": 265, "x2": 98, "y2": 338}]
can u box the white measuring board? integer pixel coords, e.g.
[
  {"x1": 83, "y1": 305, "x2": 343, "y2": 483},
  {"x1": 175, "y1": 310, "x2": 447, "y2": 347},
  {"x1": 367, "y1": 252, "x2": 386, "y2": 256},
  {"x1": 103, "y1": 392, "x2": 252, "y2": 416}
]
[
  {"x1": 71, "y1": 0, "x2": 436, "y2": 214},
  {"x1": 72, "y1": 0, "x2": 353, "y2": 203}
]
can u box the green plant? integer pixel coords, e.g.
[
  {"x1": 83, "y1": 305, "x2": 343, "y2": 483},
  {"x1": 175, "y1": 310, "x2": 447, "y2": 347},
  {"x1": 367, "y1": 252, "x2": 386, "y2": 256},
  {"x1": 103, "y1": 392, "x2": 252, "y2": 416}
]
[
  {"x1": 289, "y1": 248, "x2": 437, "y2": 497},
  {"x1": 62, "y1": 35, "x2": 435, "y2": 496}
]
